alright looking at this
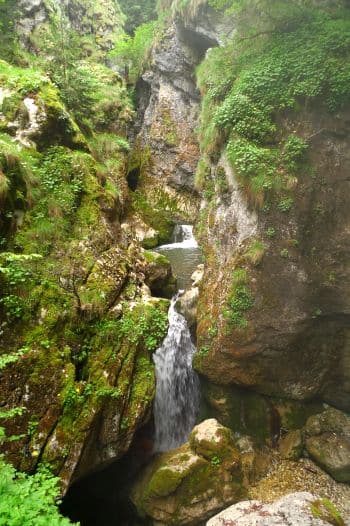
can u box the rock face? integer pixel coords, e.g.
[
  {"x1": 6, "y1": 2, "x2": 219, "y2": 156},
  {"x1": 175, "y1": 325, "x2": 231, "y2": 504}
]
[
  {"x1": 206, "y1": 492, "x2": 334, "y2": 526},
  {"x1": 0, "y1": 55, "x2": 168, "y2": 493},
  {"x1": 130, "y1": 7, "x2": 230, "y2": 239},
  {"x1": 130, "y1": 419, "x2": 245, "y2": 525},
  {"x1": 196, "y1": 104, "x2": 350, "y2": 412},
  {"x1": 305, "y1": 408, "x2": 350, "y2": 482},
  {"x1": 17, "y1": 0, "x2": 123, "y2": 51}
]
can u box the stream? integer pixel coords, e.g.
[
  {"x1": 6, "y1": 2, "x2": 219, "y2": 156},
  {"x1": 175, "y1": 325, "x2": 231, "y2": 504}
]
[{"x1": 153, "y1": 224, "x2": 202, "y2": 451}]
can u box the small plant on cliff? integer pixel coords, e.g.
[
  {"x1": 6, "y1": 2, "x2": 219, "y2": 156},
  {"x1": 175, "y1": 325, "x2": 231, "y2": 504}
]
[
  {"x1": 224, "y1": 268, "x2": 254, "y2": 329},
  {"x1": 110, "y1": 21, "x2": 157, "y2": 82},
  {"x1": 0, "y1": 253, "x2": 42, "y2": 320}
]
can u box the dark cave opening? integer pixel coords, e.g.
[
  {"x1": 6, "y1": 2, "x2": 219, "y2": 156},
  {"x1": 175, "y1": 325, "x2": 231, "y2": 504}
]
[
  {"x1": 178, "y1": 24, "x2": 218, "y2": 62},
  {"x1": 127, "y1": 167, "x2": 140, "y2": 192},
  {"x1": 61, "y1": 423, "x2": 154, "y2": 526}
]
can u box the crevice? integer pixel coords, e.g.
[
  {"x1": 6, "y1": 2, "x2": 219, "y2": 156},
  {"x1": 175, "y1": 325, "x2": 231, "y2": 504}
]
[{"x1": 127, "y1": 167, "x2": 140, "y2": 191}]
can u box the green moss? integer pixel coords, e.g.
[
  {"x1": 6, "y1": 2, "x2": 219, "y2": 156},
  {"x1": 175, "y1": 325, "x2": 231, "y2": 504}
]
[
  {"x1": 224, "y1": 268, "x2": 254, "y2": 330},
  {"x1": 310, "y1": 498, "x2": 345, "y2": 526},
  {"x1": 131, "y1": 189, "x2": 174, "y2": 245},
  {"x1": 146, "y1": 466, "x2": 185, "y2": 497}
]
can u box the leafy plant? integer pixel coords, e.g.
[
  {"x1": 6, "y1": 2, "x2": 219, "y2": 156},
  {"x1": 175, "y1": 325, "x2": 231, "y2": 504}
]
[
  {"x1": 0, "y1": 459, "x2": 76, "y2": 525},
  {"x1": 110, "y1": 21, "x2": 158, "y2": 82},
  {"x1": 210, "y1": 455, "x2": 221, "y2": 466},
  {"x1": 277, "y1": 197, "x2": 294, "y2": 213},
  {"x1": 225, "y1": 268, "x2": 254, "y2": 329},
  {"x1": 196, "y1": 5, "x2": 350, "y2": 206}
]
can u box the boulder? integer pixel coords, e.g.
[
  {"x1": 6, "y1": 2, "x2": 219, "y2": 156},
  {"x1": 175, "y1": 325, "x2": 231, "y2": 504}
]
[
  {"x1": 130, "y1": 419, "x2": 245, "y2": 525},
  {"x1": 206, "y1": 492, "x2": 335, "y2": 526},
  {"x1": 305, "y1": 408, "x2": 350, "y2": 482}
]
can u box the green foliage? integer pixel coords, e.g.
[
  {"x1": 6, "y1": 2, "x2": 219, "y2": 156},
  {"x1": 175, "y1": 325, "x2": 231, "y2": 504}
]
[
  {"x1": 119, "y1": 0, "x2": 158, "y2": 34},
  {"x1": 119, "y1": 304, "x2": 168, "y2": 352},
  {"x1": 15, "y1": 147, "x2": 92, "y2": 254},
  {"x1": 110, "y1": 21, "x2": 158, "y2": 82},
  {"x1": 197, "y1": 4, "x2": 350, "y2": 204},
  {"x1": 210, "y1": 455, "x2": 221, "y2": 466},
  {"x1": 0, "y1": 459, "x2": 76, "y2": 526},
  {"x1": 282, "y1": 135, "x2": 308, "y2": 170},
  {"x1": 0, "y1": 253, "x2": 42, "y2": 320},
  {"x1": 244, "y1": 239, "x2": 266, "y2": 265},
  {"x1": 266, "y1": 227, "x2": 276, "y2": 238},
  {"x1": 225, "y1": 268, "x2": 254, "y2": 329},
  {"x1": 0, "y1": 59, "x2": 44, "y2": 94},
  {"x1": 198, "y1": 345, "x2": 210, "y2": 358},
  {"x1": 277, "y1": 197, "x2": 294, "y2": 213}
]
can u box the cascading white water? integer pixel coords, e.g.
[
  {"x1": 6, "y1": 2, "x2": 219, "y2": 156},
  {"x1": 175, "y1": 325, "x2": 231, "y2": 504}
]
[
  {"x1": 153, "y1": 296, "x2": 200, "y2": 452},
  {"x1": 153, "y1": 225, "x2": 201, "y2": 452}
]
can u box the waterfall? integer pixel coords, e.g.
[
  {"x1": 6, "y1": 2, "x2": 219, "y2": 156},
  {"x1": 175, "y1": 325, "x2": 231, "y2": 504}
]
[
  {"x1": 153, "y1": 225, "x2": 201, "y2": 452},
  {"x1": 153, "y1": 296, "x2": 200, "y2": 452}
]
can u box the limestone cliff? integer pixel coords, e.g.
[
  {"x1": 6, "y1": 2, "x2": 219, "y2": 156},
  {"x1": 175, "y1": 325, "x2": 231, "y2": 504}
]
[{"x1": 188, "y1": 0, "x2": 350, "y2": 417}]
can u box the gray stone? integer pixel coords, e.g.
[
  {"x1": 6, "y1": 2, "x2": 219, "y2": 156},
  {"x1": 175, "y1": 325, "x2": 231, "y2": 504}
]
[{"x1": 206, "y1": 492, "x2": 332, "y2": 526}]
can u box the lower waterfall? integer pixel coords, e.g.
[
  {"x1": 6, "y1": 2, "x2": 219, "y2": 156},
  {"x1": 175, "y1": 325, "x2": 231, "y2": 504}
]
[
  {"x1": 153, "y1": 295, "x2": 200, "y2": 452},
  {"x1": 153, "y1": 225, "x2": 201, "y2": 452}
]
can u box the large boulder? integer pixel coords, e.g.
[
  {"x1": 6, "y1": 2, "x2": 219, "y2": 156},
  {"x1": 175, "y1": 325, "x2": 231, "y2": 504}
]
[
  {"x1": 206, "y1": 492, "x2": 337, "y2": 526},
  {"x1": 305, "y1": 408, "x2": 350, "y2": 482},
  {"x1": 130, "y1": 419, "x2": 245, "y2": 525}
]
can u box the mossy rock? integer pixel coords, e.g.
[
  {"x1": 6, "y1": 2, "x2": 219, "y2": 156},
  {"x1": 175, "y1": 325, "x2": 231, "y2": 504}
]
[
  {"x1": 144, "y1": 250, "x2": 177, "y2": 298},
  {"x1": 130, "y1": 419, "x2": 245, "y2": 526}
]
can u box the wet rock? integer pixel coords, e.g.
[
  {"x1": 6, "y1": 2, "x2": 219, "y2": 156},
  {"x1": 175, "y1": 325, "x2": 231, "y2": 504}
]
[
  {"x1": 206, "y1": 492, "x2": 333, "y2": 526},
  {"x1": 17, "y1": 0, "x2": 123, "y2": 52},
  {"x1": 144, "y1": 250, "x2": 177, "y2": 298},
  {"x1": 176, "y1": 264, "x2": 204, "y2": 326},
  {"x1": 305, "y1": 408, "x2": 350, "y2": 482},
  {"x1": 130, "y1": 419, "x2": 245, "y2": 525},
  {"x1": 279, "y1": 430, "x2": 303, "y2": 461}
]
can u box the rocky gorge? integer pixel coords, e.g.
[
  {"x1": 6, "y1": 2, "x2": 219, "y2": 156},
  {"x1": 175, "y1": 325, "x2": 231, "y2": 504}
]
[{"x1": 0, "y1": 0, "x2": 350, "y2": 525}]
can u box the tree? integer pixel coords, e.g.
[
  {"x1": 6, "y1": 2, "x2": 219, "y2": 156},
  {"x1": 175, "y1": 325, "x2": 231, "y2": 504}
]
[
  {"x1": 119, "y1": 0, "x2": 158, "y2": 34},
  {"x1": 41, "y1": 4, "x2": 97, "y2": 127}
]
